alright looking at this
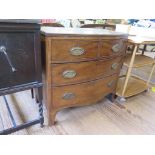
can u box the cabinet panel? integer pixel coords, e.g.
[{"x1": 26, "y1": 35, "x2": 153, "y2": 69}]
[{"x1": 0, "y1": 33, "x2": 36, "y2": 89}]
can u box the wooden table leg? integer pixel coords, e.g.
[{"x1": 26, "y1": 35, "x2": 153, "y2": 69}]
[
  {"x1": 121, "y1": 44, "x2": 139, "y2": 97},
  {"x1": 146, "y1": 63, "x2": 155, "y2": 86}
]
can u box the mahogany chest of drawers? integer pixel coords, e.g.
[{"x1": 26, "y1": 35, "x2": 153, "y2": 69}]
[{"x1": 41, "y1": 27, "x2": 127, "y2": 125}]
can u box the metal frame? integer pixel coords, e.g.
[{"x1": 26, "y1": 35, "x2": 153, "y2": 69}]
[{"x1": 0, "y1": 94, "x2": 44, "y2": 135}]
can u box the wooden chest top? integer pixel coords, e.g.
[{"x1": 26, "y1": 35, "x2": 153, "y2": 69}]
[{"x1": 41, "y1": 27, "x2": 128, "y2": 37}]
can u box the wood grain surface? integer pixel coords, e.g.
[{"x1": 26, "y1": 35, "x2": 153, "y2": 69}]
[
  {"x1": 52, "y1": 56, "x2": 123, "y2": 86},
  {"x1": 42, "y1": 31, "x2": 127, "y2": 125}
]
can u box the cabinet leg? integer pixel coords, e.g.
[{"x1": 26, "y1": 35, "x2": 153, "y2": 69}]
[
  {"x1": 31, "y1": 89, "x2": 34, "y2": 99},
  {"x1": 106, "y1": 93, "x2": 116, "y2": 102},
  {"x1": 49, "y1": 111, "x2": 57, "y2": 126},
  {"x1": 34, "y1": 87, "x2": 43, "y2": 103},
  {"x1": 38, "y1": 101, "x2": 44, "y2": 127},
  {"x1": 36, "y1": 87, "x2": 44, "y2": 127},
  {"x1": 144, "y1": 88, "x2": 150, "y2": 93}
]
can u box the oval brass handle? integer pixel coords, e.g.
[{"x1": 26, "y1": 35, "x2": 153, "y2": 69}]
[
  {"x1": 62, "y1": 70, "x2": 77, "y2": 79},
  {"x1": 112, "y1": 43, "x2": 121, "y2": 53},
  {"x1": 107, "y1": 80, "x2": 115, "y2": 87},
  {"x1": 70, "y1": 47, "x2": 85, "y2": 56},
  {"x1": 111, "y1": 63, "x2": 119, "y2": 70},
  {"x1": 62, "y1": 93, "x2": 76, "y2": 100}
]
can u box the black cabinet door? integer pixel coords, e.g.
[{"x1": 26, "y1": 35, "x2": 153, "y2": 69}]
[{"x1": 0, "y1": 33, "x2": 36, "y2": 89}]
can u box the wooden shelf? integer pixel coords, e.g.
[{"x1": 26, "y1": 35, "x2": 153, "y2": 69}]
[
  {"x1": 124, "y1": 55, "x2": 155, "y2": 68},
  {"x1": 116, "y1": 76, "x2": 148, "y2": 98}
]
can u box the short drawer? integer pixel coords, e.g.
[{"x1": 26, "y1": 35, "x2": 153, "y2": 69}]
[
  {"x1": 100, "y1": 39, "x2": 126, "y2": 57},
  {"x1": 51, "y1": 39, "x2": 99, "y2": 62},
  {"x1": 52, "y1": 74, "x2": 118, "y2": 107},
  {"x1": 51, "y1": 56, "x2": 123, "y2": 86}
]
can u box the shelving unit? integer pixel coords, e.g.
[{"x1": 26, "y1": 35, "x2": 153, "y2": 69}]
[
  {"x1": 124, "y1": 54, "x2": 155, "y2": 68},
  {"x1": 117, "y1": 75, "x2": 148, "y2": 98},
  {"x1": 116, "y1": 36, "x2": 155, "y2": 101}
]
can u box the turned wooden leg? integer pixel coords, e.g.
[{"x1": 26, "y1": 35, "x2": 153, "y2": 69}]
[
  {"x1": 36, "y1": 87, "x2": 44, "y2": 127},
  {"x1": 33, "y1": 87, "x2": 42, "y2": 103}
]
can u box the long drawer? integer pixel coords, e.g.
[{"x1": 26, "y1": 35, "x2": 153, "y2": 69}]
[
  {"x1": 51, "y1": 56, "x2": 123, "y2": 86},
  {"x1": 51, "y1": 74, "x2": 118, "y2": 108}
]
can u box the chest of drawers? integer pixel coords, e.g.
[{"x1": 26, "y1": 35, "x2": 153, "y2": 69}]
[{"x1": 41, "y1": 27, "x2": 127, "y2": 125}]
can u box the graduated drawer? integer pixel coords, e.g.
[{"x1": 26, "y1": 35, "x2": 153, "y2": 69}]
[
  {"x1": 51, "y1": 56, "x2": 123, "y2": 86},
  {"x1": 52, "y1": 74, "x2": 118, "y2": 108},
  {"x1": 100, "y1": 39, "x2": 126, "y2": 57},
  {"x1": 51, "y1": 39, "x2": 99, "y2": 62}
]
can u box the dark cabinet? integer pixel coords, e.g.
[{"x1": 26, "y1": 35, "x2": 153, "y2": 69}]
[
  {"x1": 0, "y1": 21, "x2": 43, "y2": 135},
  {"x1": 0, "y1": 23, "x2": 42, "y2": 95},
  {"x1": 0, "y1": 33, "x2": 36, "y2": 88}
]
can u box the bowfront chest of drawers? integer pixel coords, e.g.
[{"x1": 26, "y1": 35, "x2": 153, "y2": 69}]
[{"x1": 41, "y1": 27, "x2": 127, "y2": 125}]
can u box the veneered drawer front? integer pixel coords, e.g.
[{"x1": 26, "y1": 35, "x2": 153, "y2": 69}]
[
  {"x1": 52, "y1": 74, "x2": 118, "y2": 107},
  {"x1": 51, "y1": 40, "x2": 99, "y2": 62},
  {"x1": 100, "y1": 39, "x2": 126, "y2": 57},
  {"x1": 52, "y1": 56, "x2": 123, "y2": 86}
]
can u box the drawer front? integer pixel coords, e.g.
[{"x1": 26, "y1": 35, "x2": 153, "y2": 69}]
[
  {"x1": 51, "y1": 40, "x2": 99, "y2": 62},
  {"x1": 52, "y1": 56, "x2": 123, "y2": 86},
  {"x1": 52, "y1": 74, "x2": 118, "y2": 107},
  {"x1": 0, "y1": 33, "x2": 36, "y2": 89},
  {"x1": 100, "y1": 39, "x2": 126, "y2": 57}
]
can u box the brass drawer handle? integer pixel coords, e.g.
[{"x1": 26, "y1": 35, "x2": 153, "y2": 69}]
[
  {"x1": 62, "y1": 93, "x2": 76, "y2": 100},
  {"x1": 112, "y1": 43, "x2": 121, "y2": 53},
  {"x1": 107, "y1": 80, "x2": 115, "y2": 87},
  {"x1": 70, "y1": 47, "x2": 85, "y2": 56},
  {"x1": 111, "y1": 63, "x2": 119, "y2": 70},
  {"x1": 62, "y1": 70, "x2": 77, "y2": 79}
]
